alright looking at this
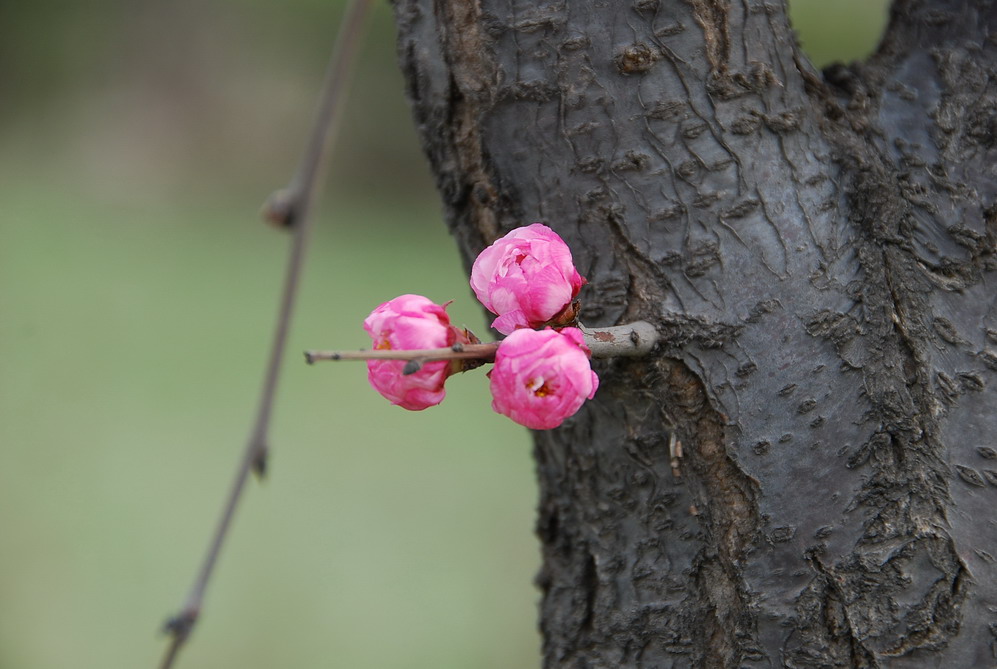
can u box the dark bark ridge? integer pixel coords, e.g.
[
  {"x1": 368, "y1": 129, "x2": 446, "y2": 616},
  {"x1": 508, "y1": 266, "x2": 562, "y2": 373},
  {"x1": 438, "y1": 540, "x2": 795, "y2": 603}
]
[{"x1": 393, "y1": 0, "x2": 997, "y2": 666}]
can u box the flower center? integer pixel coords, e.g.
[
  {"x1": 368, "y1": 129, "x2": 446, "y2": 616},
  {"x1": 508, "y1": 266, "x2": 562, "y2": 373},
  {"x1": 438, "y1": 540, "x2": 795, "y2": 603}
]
[
  {"x1": 527, "y1": 377, "x2": 553, "y2": 397},
  {"x1": 374, "y1": 338, "x2": 392, "y2": 350}
]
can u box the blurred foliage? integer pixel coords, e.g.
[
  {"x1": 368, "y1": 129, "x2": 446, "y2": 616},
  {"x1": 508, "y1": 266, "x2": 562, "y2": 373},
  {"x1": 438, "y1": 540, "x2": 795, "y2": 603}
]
[{"x1": 0, "y1": 1, "x2": 887, "y2": 667}]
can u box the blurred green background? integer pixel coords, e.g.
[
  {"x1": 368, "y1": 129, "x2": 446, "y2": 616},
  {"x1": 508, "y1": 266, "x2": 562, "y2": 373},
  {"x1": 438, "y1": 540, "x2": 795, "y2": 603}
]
[{"x1": 0, "y1": 2, "x2": 887, "y2": 667}]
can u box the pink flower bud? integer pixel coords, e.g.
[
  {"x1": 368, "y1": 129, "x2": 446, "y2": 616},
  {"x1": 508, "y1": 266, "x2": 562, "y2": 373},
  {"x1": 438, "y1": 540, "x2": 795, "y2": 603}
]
[
  {"x1": 489, "y1": 327, "x2": 599, "y2": 429},
  {"x1": 470, "y1": 223, "x2": 585, "y2": 335},
  {"x1": 363, "y1": 294, "x2": 464, "y2": 411}
]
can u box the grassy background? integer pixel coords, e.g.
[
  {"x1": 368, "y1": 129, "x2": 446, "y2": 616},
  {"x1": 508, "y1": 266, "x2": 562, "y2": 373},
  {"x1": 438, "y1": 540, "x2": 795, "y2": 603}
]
[{"x1": 0, "y1": 1, "x2": 887, "y2": 667}]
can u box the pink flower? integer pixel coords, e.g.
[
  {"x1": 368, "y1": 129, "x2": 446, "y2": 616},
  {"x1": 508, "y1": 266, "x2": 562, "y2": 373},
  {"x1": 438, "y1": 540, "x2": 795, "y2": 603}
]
[
  {"x1": 470, "y1": 223, "x2": 585, "y2": 335},
  {"x1": 489, "y1": 327, "x2": 599, "y2": 430},
  {"x1": 363, "y1": 294, "x2": 465, "y2": 411}
]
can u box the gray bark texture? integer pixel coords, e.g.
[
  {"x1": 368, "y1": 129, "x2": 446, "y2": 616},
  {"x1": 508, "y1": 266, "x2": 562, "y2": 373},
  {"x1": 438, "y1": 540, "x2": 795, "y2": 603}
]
[{"x1": 391, "y1": 0, "x2": 997, "y2": 666}]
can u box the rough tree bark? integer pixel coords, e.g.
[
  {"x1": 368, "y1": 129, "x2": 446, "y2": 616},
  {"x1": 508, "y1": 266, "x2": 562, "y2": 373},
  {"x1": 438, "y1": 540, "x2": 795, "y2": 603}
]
[{"x1": 391, "y1": 0, "x2": 997, "y2": 666}]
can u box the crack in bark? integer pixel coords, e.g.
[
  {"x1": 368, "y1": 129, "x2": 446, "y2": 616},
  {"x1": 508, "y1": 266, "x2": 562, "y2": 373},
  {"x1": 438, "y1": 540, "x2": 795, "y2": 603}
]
[
  {"x1": 435, "y1": 0, "x2": 503, "y2": 247},
  {"x1": 796, "y1": 8, "x2": 986, "y2": 654},
  {"x1": 683, "y1": 0, "x2": 731, "y2": 74},
  {"x1": 663, "y1": 358, "x2": 762, "y2": 666},
  {"x1": 394, "y1": 0, "x2": 506, "y2": 257},
  {"x1": 799, "y1": 554, "x2": 881, "y2": 668},
  {"x1": 803, "y1": 154, "x2": 970, "y2": 663}
]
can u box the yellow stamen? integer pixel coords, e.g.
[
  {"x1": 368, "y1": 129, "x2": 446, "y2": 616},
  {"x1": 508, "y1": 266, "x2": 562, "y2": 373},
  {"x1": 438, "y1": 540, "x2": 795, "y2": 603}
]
[{"x1": 527, "y1": 378, "x2": 553, "y2": 397}]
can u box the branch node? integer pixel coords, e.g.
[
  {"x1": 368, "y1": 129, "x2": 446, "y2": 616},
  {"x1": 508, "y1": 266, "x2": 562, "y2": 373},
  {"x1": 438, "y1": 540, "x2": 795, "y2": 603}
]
[
  {"x1": 261, "y1": 187, "x2": 300, "y2": 229},
  {"x1": 581, "y1": 321, "x2": 660, "y2": 358},
  {"x1": 163, "y1": 608, "x2": 198, "y2": 639},
  {"x1": 251, "y1": 449, "x2": 268, "y2": 479}
]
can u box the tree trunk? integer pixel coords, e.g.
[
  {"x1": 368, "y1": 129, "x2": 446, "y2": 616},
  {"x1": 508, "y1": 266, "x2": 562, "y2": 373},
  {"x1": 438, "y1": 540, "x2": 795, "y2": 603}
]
[{"x1": 391, "y1": 0, "x2": 997, "y2": 665}]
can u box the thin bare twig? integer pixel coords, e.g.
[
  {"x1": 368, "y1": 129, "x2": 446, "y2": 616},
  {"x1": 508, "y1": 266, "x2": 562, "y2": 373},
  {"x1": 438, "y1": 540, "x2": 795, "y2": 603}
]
[
  {"x1": 304, "y1": 342, "x2": 500, "y2": 365},
  {"x1": 159, "y1": 2, "x2": 373, "y2": 667},
  {"x1": 304, "y1": 322, "x2": 661, "y2": 366}
]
